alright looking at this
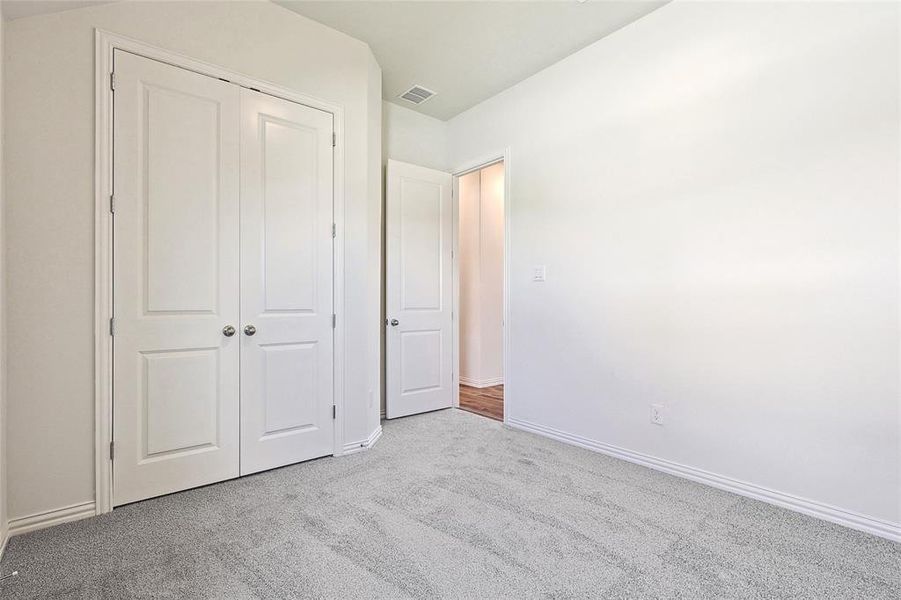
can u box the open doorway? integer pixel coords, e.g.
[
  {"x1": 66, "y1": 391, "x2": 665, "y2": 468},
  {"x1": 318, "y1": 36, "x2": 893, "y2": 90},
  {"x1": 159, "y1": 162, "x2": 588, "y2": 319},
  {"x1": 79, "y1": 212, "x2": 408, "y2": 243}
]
[
  {"x1": 384, "y1": 158, "x2": 507, "y2": 422},
  {"x1": 456, "y1": 161, "x2": 505, "y2": 421}
]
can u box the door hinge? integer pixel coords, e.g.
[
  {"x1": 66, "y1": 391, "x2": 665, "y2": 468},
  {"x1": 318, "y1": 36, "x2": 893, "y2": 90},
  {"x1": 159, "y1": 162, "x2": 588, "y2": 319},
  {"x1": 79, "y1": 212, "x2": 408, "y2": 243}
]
[
  {"x1": 332, "y1": 223, "x2": 336, "y2": 238},
  {"x1": 332, "y1": 405, "x2": 337, "y2": 419},
  {"x1": 109, "y1": 318, "x2": 115, "y2": 336},
  {"x1": 332, "y1": 314, "x2": 336, "y2": 329},
  {"x1": 109, "y1": 194, "x2": 115, "y2": 214},
  {"x1": 109, "y1": 441, "x2": 115, "y2": 461},
  {"x1": 110, "y1": 72, "x2": 116, "y2": 91},
  {"x1": 332, "y1": 132, "x2": 336, "y2": 148}
]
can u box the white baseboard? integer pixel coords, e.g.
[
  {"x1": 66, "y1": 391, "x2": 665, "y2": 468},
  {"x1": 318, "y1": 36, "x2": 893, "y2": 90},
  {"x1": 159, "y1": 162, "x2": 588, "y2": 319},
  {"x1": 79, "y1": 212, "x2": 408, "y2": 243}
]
[
  {"x1": 7, "y1": 501, "x2": 97, "y2": 538},
  {"x1": 367, "y1": 424, "x2": 383, "y2": 447},
  {"x1": 0, "y1": 527, "x2": 8, "y2": 563},
  {"x1": 459, "y1": 376, "x2": 504, "y2": 388},
  {"x1": 342, "y1": 424, "x2": 383, "y2": 455},
  {"x1": 342, "y1": 441, "x2": 367, "y2": 454},
  {"x1": 506, "y1": 417, "x2": 901, "y2": 543}
]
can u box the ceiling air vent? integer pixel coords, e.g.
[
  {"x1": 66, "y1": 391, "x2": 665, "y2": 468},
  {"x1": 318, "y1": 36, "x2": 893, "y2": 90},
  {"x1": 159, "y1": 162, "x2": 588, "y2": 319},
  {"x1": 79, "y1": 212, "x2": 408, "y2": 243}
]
[{"x1": 399, "y1": 85, "x2": 436, "y2": 105}]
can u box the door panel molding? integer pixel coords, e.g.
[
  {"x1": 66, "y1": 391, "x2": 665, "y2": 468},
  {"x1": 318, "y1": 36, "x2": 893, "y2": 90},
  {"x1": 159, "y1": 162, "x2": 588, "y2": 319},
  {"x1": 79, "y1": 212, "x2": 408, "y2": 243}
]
[
  {"x1": 239, "y1": 88, "x2": 335, "y2": 475},
  {"x1": 112, "y1": 49, "x2": 241, "y2": 506},
  {"x1": 95, "y1": 29, "x2": 347, "y2": 514}
]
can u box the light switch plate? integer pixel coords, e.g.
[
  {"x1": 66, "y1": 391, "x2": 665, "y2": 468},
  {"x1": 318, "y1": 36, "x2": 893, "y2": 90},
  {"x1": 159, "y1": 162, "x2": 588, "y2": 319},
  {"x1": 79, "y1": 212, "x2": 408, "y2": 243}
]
[{"x1": 532, "y1": 266, "x2": 546, "y2": 282}]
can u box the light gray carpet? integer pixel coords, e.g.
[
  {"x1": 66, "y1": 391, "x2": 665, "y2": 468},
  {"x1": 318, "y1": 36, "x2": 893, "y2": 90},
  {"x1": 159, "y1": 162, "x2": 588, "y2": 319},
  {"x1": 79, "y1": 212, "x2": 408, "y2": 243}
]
[{"x1": 0, "y1": 409, "x2": 898, "y2": 599}]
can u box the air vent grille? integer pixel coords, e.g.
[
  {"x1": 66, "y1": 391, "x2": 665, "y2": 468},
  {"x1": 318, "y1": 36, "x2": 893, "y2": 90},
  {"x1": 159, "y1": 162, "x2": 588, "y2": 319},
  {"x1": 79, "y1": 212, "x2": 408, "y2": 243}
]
[{"x1": 399, "y1": 85, "x2": 436, "y2": 105}]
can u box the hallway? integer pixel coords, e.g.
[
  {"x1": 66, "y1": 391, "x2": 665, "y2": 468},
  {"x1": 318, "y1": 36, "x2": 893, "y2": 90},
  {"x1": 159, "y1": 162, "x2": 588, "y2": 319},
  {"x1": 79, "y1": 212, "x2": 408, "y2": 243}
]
[{"x1": 459, "y1": 385, "x2": 503, "y2": 421}]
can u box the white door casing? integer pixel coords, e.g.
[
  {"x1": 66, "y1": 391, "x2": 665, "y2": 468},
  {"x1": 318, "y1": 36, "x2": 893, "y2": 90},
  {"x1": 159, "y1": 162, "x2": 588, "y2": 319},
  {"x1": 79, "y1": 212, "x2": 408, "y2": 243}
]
[
  {"x1": 112, "y1": 50, "x2": 241, "y2": 506},
  {"x1": 239, "y1": 88, "x2": 335, "y2": 474},
  {"x1": 386, "y1": 160, "x2": 454, "y2": 419}
]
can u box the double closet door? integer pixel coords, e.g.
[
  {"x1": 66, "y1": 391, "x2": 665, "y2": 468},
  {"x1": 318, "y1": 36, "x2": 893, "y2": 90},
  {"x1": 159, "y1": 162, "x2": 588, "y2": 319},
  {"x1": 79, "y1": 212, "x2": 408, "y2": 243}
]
[{"x1": 112, "y1": 50, "x2": 335, "y2": 506}]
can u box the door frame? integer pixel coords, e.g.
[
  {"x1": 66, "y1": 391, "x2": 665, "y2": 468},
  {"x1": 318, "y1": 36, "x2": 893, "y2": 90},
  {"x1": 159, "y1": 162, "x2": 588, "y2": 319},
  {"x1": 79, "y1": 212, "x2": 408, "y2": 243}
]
[
  {"x1": 450, "y1": 150, "x2": 512, "y2": 424},
  {"x1": 93, "y1": 29, "x2": 348, "y2": 515}
]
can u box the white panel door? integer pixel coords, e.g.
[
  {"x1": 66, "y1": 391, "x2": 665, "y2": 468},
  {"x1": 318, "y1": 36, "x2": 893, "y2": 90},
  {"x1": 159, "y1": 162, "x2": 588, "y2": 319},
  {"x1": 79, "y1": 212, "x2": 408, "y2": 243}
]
[
  {"x1": 113, "y1": 50, "x2": 240, "y2": 506},
  {"x1": 386, "y1": 160, "x2": 454, "y2": 418},
  {"x1": 239, "y1": 89, "x2": 335, "y2": 475}
]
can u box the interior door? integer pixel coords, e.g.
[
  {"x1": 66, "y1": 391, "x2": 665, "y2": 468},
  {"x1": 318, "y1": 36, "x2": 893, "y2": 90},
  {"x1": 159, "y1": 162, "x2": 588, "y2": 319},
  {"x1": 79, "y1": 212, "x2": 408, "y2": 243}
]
[
  {"x1": 386, "y1": 160, "x2": 454, "y2": 418},
  {"x1": 239, "y1": 88, "x2": 335, "y2": 475},
  {"x1": 112, "y1": 50, "x2": 240, "y2": 506}
]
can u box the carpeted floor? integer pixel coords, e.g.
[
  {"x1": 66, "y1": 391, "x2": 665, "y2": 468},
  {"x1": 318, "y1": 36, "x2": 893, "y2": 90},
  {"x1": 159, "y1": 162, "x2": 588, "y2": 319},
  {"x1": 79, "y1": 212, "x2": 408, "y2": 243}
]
[{"x1": 0, "y1": 409, "x2": 898, "y2": 599}]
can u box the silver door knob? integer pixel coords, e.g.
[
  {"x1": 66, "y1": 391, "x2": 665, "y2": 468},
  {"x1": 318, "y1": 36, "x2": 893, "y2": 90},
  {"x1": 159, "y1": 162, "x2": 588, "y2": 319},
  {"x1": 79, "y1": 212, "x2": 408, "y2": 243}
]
[
  {"x1": 223, "y1": 325, "x2": 236, "y2": 337},
  {"x1": 244, "y1": 325, "x2": 257, "y2": 336},
  {"x1": 390, "y1": 319, "x2": 399, "y2": 326}
]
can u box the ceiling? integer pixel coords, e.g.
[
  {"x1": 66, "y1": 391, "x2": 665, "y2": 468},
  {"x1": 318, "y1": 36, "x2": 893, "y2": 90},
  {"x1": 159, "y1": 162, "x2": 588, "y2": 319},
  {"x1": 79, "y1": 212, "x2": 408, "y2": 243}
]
[
  {"x1": 2, "y1": 0, "x2": 668, "y2": 121},
  {"x1": 1, "y1": 0, "x2": 115, "y2": 21},
  {"x1": 275, "y1": 1, "x2": 668, "y2": 120}
]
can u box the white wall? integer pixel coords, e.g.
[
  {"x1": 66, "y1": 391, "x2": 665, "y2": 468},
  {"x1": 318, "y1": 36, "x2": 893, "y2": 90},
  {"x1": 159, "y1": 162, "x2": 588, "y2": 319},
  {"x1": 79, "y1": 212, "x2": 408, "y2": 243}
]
[
  {"x1": 459, "y1": 163, "x2": 504, "y2": 387},
  {"x1": 4, "y1": 1, "x2": 381, "y2": 522},
  {"x1": 448, "y1": 0, "x2": 899, "y2": 531},
  {"x1": 383, "y1": 101, "x2": 448, "y2": 171}
]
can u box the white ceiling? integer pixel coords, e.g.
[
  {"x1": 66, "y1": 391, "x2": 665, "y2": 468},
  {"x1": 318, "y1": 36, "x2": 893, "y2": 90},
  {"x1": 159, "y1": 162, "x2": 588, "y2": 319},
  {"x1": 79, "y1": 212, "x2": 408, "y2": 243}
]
[
  {"x1": 1, "y1": 0, "x2": 668, "y2": 121},
  {"x1": 275, "y1": 1, "x2": 668, "y2": 120},
  {"x1": 1, "y1": 0, "x2": 115, "y2": 21}
]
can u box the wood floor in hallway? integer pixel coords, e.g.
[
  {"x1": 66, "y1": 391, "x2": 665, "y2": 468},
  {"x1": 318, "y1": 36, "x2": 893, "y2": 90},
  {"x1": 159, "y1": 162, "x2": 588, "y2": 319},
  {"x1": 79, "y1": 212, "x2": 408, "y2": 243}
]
[{"x1": 459, "y1": 384, "x2": 504, "y2": 421}]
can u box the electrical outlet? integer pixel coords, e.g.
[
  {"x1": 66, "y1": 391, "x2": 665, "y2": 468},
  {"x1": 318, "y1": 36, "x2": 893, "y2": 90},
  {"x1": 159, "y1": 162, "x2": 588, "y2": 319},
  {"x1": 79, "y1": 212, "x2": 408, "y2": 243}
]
[{"x1": 650, "y1": 404, "x2": 665, "y2": 426}]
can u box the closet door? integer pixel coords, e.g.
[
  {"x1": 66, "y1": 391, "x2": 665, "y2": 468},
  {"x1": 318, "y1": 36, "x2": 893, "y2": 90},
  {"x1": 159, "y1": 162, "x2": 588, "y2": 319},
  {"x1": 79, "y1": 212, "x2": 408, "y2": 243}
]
[
  {"x1": 239, "y1": 89, "x2": 335, "y2": 475},
  {"x1": 112, "y1": 50, "x2": 241, "y2": 506}
]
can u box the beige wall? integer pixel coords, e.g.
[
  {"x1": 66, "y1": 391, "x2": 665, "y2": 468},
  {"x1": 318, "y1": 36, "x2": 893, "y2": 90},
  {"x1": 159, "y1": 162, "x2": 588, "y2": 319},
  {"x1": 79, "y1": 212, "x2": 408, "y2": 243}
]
[
  {"x1": 458, "y1": 171, "x2": 481, "y2": 382},
  {"x1": 458, "y1": 163, "x2": 504, "y2": 387},
  {"x1": 365, "y1": 50, "x2": 383, "y2": 438},
  {"x1": 4, "y1": 1, "x2": 381, "y2": 521},
  {"x1": 478, "y1": 162, "x2": 504, "y2": 384},
  {"x1": 0, "y1": 4, "x2": 7, "y2": 552}
]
